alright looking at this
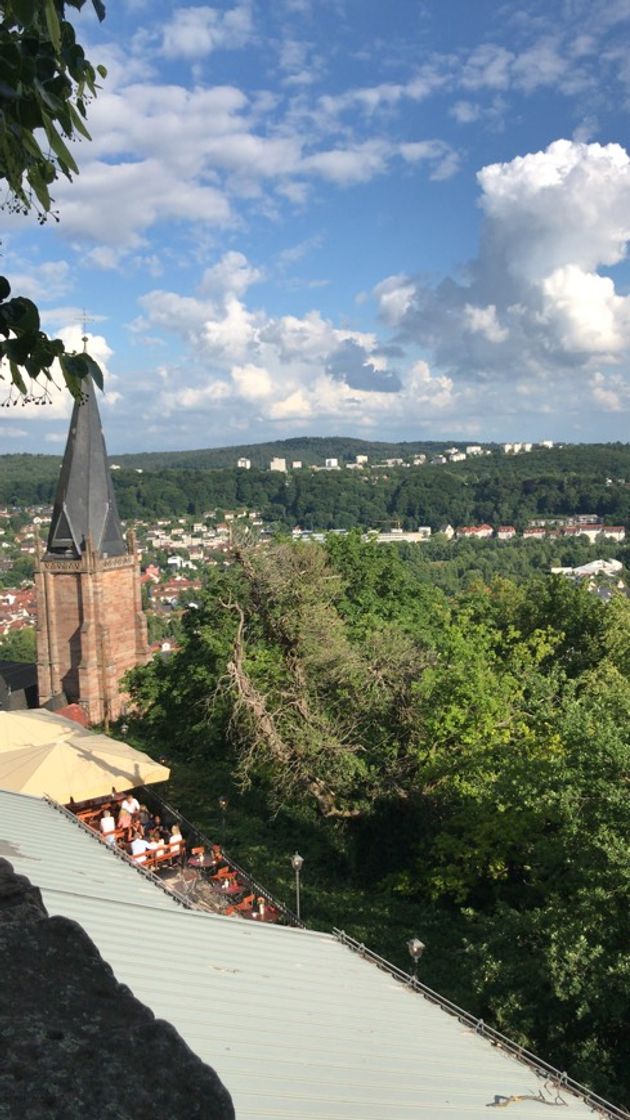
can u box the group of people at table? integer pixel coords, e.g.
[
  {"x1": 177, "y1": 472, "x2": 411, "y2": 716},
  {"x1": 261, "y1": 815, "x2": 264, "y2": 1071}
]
[
  {"x1": 97, "y1": 792, "x2": 183, "y2": 863},
  {"x1": 75, "y1": 791, "x2": 278, "y2": 922}
]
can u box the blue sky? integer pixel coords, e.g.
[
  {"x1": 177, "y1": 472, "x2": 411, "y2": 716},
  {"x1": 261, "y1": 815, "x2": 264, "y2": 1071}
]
[{"x1": 2, "y1": 0, "x2": 630, "y2": 453}]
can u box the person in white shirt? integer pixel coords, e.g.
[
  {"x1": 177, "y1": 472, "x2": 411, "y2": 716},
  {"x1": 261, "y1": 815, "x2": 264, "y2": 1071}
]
[
  {"x1": 146, "y1": 830, "x2": 165, "y2": 851},
  {"x1": 120, "y1": 793, "x2": 140, "y2": 816},
  {"x1": 169, "y1": 824, "x2": 183, "y2": 855},
  {"x1": 99, "y1": 809, "x2": 116, "y2": 846},
  {"x1": 130, "y1": 836, "x2": 150, "y2": 863}
]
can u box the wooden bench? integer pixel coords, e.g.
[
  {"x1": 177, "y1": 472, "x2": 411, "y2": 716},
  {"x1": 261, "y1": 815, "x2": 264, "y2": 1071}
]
[
  {"x1": 226, "y1": 893, "x2": 255, "y2": 916},
  {"x1": 131, "y1": 842, "x2": 183, "y2": 870}
]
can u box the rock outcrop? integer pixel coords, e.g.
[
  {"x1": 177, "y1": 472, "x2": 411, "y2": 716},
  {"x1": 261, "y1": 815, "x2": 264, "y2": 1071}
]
[{"x1": 0, "y1": 858, "x2": 234, "y2": 1120}]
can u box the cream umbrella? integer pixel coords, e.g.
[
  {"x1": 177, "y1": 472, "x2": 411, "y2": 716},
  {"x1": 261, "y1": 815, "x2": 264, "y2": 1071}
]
[{"x1": 0, "y1": 709, "x2": 169, "y2": 803}]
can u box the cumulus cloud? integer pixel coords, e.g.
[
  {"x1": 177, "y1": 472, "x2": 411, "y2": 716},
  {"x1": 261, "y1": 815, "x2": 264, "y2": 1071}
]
[
  {"x1": 133, "y1": 252, "x2": 461, "y2": 440},
  {"x1": 161, "y1": 4, "x2": 253, "y2": 58},
  {"x1": 200, "y1": 251, "x2": 264, "y2": 297},
  {"x1": 38, "y1": 61, "x2": 458, "y2": 247},
  {"x1": 381, "y1": 140, "x2": 630, "y2": 423}
]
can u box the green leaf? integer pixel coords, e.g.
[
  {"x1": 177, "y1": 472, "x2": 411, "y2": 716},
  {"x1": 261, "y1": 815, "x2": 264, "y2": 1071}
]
[
  {"x1": 59, "y1": 351, "x2": 104, "y2": 391},
  {"x1": 34, "y1": 78, "x2": 63, "y2": 113},
  {"x1": 10, "y1": 0, "x2": 37, "y2": 27},
  {"x1": 9, "y1": 361, "x2": 27, "y2": 394},
  {"x1": 68, "y1": 100, "x2": 91, "y2": 140},
  {"x1": 3, "y1": 296, "x2": 40, "y2": 334},
  {"x1": 82, "y1": 352, "x2": 104, "y2": 390},
  {"x1": 42, "y1": 115, "x2": 79, "y2": 175},
  {"x1": 4, "y1": 335, "x2": 33, "y2": 364},
  {"x1": 96, "y1": 63, "x2": 108, "y2": 78},
  {"x1": 27, "y1": 165, "x2": 52, "y2": 212},
  {"x1": 44, "y1": 0, "x2": 62, "y2": 53}
]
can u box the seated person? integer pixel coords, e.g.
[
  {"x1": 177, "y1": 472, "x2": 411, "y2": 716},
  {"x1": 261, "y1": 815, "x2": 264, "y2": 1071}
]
[
  {"x1": 120, "y1": 792, "x2": 140, "y2": 817},
  {"x1": 143, "y1": 812, "x2": 169, "y2": 840},
  {"x1": 146, "y1": 829, "x2": 165, "y2": 851},
  {"x1": 138, "y1": 804, "x2": 151, "y2": 828},
  {"x1": 169, "y1": 824, "x2": 183, "y2": 855},
  {"x1": 99, "y1": 808, "x2": 117, "y2": 846},
  {"x1": 129, "y1": 835, "x2": 151, "y2": 863}
]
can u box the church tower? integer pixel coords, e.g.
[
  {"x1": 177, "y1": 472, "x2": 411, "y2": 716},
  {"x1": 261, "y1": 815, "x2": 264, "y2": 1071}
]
[{"x1": 35, "y1": 373, "x2": 149, "y2": 725}]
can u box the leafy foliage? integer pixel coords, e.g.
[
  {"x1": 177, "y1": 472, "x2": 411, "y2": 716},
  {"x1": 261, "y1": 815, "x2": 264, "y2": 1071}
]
[
  {"x1": 1, "y1": 443, "x2": 629, "y2": 531},
  {"x1": 0, "y1": 624, "x2": 36, "y2": 661},
  {"x1": 127, "y1": 536, "x2": 630, "y2": 1104},
  {"x1": 0, "y1": 0, "x2": 106, "y2": 398}
]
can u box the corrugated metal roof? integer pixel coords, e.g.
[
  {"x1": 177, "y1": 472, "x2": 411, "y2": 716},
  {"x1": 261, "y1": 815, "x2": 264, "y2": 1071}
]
[
  {"x1": 0, "y1": 789, "x2": 179, "y2": 913},
  {"x1": 0, "y1": 790, "x2": 617, "y2": 1120}
]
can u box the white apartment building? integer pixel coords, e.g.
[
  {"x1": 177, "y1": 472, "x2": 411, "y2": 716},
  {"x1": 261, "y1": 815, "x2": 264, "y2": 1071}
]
[
  {"x1": 270, "y1": 457, "x2": 287, "y2": 472},
  {"x1": 237, "y1": 457, "x2": 251, "y2": 469},
  {"x1": 325, "y1": 458, "x2": 339, "y2": 469}
]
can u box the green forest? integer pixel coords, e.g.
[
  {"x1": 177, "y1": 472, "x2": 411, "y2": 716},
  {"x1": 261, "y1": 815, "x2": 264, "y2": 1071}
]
[
  {"x1": 126, "y1": 533, "x2": 630, "y2": 1107},
  {"x1": 1, "y1": 441, "x2": 629, "y2": 530}
]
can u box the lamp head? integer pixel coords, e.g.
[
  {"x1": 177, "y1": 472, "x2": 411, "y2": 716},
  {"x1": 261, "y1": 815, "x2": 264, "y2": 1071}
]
[
  {"x1": 407, "y1": 937, "x2": 425, "y2": 962},
  {"x1": 218, "y1": 795, "x2": 229, "y2": 812},
  {"x1": 291, "y1": 851, "x2": 304, "y2": 872}
]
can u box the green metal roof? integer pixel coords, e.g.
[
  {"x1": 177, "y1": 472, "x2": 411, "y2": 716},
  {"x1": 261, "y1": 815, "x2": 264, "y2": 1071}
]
[{"x1": 0, "y1": 790, "x2": 621, "y2": 1120}]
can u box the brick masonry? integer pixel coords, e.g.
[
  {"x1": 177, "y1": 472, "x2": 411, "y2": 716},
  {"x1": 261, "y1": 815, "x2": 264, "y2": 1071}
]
[{"x1": 36, "y1": 534, "x2": 149, "y2": 725}]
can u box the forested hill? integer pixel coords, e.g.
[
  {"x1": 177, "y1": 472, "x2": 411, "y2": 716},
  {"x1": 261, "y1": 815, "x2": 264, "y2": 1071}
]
[
  {"x1": 113, "y1": 435, "x2": 452, "y2": 470},
  {"x1": 1, "y1": 441, "x2": 629, "y2": 531}
]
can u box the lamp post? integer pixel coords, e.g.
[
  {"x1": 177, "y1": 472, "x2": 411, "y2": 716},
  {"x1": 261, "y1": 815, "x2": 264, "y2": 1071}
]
[
  {"x1": 291, "y1": 851, "x2": 304, "y2": 921},
  {"x1": 120, "y1": 722, "x2": 128, "y2": 738},
  {"x1": 407, "y1": 937, "x2": 425, "y2": 982},
  {"x1": 218, "y1": 795, "x2": 228, "y2": 848}
]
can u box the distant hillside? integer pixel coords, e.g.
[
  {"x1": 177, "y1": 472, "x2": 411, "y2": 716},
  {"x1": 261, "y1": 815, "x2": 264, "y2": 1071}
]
[
  {"x1": 110, "y1": 436, "x2": 458, "y2": 471},
  {"x1": 1, "y1": 440, "x2": 629, "y2": 531}
]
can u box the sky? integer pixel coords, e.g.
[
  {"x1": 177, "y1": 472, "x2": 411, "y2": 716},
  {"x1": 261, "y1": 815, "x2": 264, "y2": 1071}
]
[{"x1": 2, "y1": 0, "x2": 630, "y2": 454}]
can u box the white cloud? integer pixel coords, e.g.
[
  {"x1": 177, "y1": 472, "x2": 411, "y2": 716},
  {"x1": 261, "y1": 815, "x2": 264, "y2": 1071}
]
[
  {"x1": 464, "y1": 304, "x2": 509, "y2": 343},
  {"x1": 302, "y1": 141, "x2": 390, "y2": 185},
  {"x1": 133, "y1": 254, "x2": 465, "y2": 440},
  {"x1": 540, "y1": 266, "x2": 629, "y2": 353},
  {"x1": 0, "y1": 425, "x2": 29, "y2": 438},
  {"x1": 373, "y1": 274, "x2": 416, "y2": 327},
  {"x1": 4, "y1": 261, "x2": 71, "y2": 303},
  {"x1": 200, "y1": 251, "x2": 264, "y2": 297},
  {"x1": 161, "y1": 4, "x2": 252, "y2": 59},
  {"x1": 231, "y1": 363, "x2": 273, "y2": 399},
  {"x1": 382, "y1": 139, "x2": 630, "y2": 425},
  {"x1": 591, "y1": 371, "x2": 628, "y2": 411},
  {"x1": 460, "y1": 44, "x2": 514, "y2": 90},
  {"x1": 399, "y1": 140, "x2": 460, "y2": 180}
]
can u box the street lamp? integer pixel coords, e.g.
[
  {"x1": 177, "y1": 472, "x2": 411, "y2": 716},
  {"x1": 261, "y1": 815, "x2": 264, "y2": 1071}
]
[
  {"x1": 218, "y1": 795, "x2": 228, "y2": 848},
  {"x1": 120, "y1": 722, "x2": 128, "y2": 737},
  {"x1": 291, "y1": 851, "x2": 304, "y2": 921},
  {"x1": 407, "y1": 937, "x2": 425, "y2": 981}
]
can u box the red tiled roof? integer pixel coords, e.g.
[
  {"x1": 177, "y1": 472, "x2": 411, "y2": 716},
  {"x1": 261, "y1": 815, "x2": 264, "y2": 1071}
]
[{"x1": 54, "y1": 703, "x2": 90, "y2": 728}]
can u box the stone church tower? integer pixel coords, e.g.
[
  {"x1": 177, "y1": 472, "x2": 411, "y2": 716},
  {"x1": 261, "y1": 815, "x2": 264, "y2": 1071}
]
[{"x1": 35, "y1": 375, "x2": 149, "y2": 725}]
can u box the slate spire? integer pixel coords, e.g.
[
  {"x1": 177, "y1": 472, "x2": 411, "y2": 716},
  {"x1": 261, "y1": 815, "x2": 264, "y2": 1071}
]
[{"x1": 45, "y1": 374, "x2": 126, "y2": 559}]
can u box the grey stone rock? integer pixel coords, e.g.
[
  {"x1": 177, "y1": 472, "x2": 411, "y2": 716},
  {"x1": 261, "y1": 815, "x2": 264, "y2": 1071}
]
[{"x1": 0, "y1": 858, "x2": 235, "y2": 1120}]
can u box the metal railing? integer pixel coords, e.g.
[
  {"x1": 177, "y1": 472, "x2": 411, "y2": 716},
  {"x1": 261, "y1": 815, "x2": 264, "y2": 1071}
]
[
  {"x1": 44, "y1": 795, "x2": 197, "y2": 911},
  {"x1": 42, "y1": 792, "x2": 627, "y2": 1117},
  {"x1": 138, "y1": 785, "x2": 306, "y2": 928},
  {"x1": 332, "y1": 929, "x2": 629, "y2": 1120}
]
